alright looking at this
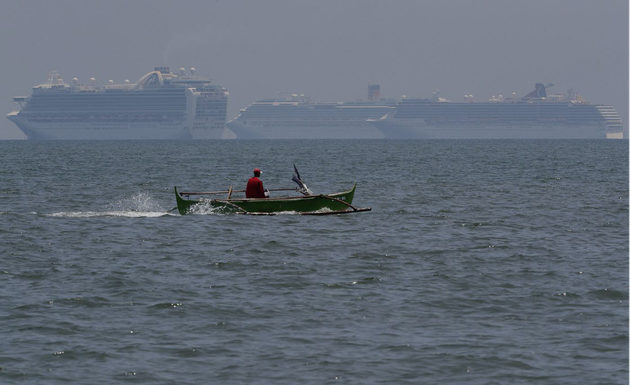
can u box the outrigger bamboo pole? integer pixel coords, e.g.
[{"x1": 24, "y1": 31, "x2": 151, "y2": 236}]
[
  {"x1": 179, "y1": 188, "x2": 297, "y2": 196},
  {"x1": 244, "y1": 207, "x2": 371, "y2": 216},
  {"x1": 320, "y1": 195, "x2": 359, "y2": 211}
]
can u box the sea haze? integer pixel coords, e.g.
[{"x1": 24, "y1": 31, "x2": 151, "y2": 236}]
[{"x1": 0, "y1": 140, "x2": 628, "y2": 384}]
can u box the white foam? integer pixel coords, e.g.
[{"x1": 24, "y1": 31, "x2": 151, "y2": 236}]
[
  {"x1": 47, "y1": 211, "x2": 168, "y2": 218},
  {"x1": 188, "y1": 201, "x2": 225, "y2": 215},
  {"x1": 46, "y1": 191, "x2": 172, "y2": 218},
  {"x1": 108, "y1": 191, "x2": 165, "y2": 212}
]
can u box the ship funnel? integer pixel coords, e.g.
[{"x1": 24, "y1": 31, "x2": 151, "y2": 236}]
[
  {"x1": 368, "y1": 84, "x2": 380, "y2": 101},
  {"x1": 72, "y1": 77, "x2": 78, "y2": 85},
  {"x1": 190, "y1": 68, "x2": 196, "y2": 75},
  {"x1": 90, "y1": 77, "x2": 96, "y2": 85},
  {"x1": 523, "y1": 83, "x2": 550, "y2": 98},
  {"x1": 180, "y1": 67, "x2": 186, "y2": 75}
]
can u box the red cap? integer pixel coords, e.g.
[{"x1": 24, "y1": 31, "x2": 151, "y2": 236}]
[{"x1": 253, "y1": 168, "x2": 261, "y2": 175}]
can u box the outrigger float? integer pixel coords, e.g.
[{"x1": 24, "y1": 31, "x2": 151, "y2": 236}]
[{"x1": 174, "y1": 183, "x2": 371, "y2": 215}]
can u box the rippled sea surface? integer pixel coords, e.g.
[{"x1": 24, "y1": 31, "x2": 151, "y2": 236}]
[{"x1": 1, "y1": 140, "x2": 628, "y2": 384}]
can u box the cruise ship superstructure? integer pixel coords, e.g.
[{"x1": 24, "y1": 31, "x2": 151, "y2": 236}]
[
  {"x1": 369, "y1": 84, "x2": 623, "y2": 139},
  {"x1": 7, "y1": 67, "x2": 228, "y2": 140},
  {"x1": 226, "y1": 85, "x2": 395, "y2": 139}
]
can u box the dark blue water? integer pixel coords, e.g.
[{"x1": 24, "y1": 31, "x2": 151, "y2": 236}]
[{"x1": 1, "y1": 140, "x2": 628, "y2": 384}]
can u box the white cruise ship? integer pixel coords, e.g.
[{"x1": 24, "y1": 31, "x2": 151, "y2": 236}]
[
  {"x1": 226, "y1": 85, "x2": 396, "y2": 139},
  {"x1": 369, "y1": 84, "x2": 623, "y2": 139},
  {"x1": 7, "y1": 67, "x2": 228, "y2": 140}
]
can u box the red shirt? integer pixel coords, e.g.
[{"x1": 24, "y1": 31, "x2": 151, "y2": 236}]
[{"x1": 246, "y1": 177, "x2": 266, "y2": 198}]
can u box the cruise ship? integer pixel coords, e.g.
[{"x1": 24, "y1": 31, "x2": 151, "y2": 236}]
[
  {"x1": 7, "y1": 67, "x2": 228, "y2": 140},
  {"x1": 369, "y1": 84, "x2": 623, "y2": 139},
  {"x1": 226, "y1": 85, "x2": 395, "y2": 139}
]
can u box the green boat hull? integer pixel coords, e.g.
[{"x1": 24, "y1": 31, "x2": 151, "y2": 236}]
[{"x1": 175, "y1": 183, "x2": 360, "y2": 215}]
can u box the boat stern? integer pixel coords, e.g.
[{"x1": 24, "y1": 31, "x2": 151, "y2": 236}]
[{"x1": 174, "y1": 186, "x2": 195, "y2": 215}]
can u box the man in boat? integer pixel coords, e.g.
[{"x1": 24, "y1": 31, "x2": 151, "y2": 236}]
[{"x1": 246, "y1": 168, "x2": 267, "y2": 198}]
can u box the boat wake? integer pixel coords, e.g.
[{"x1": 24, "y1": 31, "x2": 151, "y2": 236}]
[
  {"x1": 47, "y1": 211, "x2": 169, "y2": 218},
  {"x1": 110, "y1": 191, "x2": 165, "y2": 212},
  {"x1": 47, "y1": 192, "x2": 172, "y2": 218}
]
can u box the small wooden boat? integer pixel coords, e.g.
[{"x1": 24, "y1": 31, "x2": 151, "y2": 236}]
[{"x1": 174, "y1": 183, "x2": 371, "y2": 215}]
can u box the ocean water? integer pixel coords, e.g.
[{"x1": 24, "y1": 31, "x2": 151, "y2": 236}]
[{"x1": 0, "y1": 139, "x2": 627, "y2": 384}]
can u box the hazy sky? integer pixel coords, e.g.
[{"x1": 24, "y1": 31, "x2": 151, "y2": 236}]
[{"x1": 0, "y1": 0, "x2": 627, "y2": 139}]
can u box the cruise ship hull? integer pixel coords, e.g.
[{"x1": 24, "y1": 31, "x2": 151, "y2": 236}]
[
  {"x1": 189, "y1": 126, "x2": 225, "y2": 140},
  {"x1": 371, "y1": 118, "x2": 619, "y2": 139},
  {"x1": 7, "y1": 113, "x2": 192, "y2": 140},
  {"x1": 226, "y1": 121, "x2": 385, "y2": 139}
]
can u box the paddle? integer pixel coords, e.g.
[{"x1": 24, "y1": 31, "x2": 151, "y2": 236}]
[{"x1": 292, "y1": 164, "x2": 313, "y2": 195}]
